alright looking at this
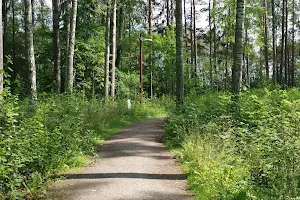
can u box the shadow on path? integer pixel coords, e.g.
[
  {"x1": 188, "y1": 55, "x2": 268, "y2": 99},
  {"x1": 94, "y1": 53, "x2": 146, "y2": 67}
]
[{"x1": 65, "y1": 173, "x2": 187, "y2": 180}]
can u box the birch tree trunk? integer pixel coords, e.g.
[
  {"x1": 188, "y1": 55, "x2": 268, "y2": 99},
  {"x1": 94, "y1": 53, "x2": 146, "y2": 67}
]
[
  {"x1": 232, "y1": 0, "x2": 245, "y2": 109},
  {"x1": 53, "y1": 0, "x2": 61, "y2": 94},
  {"x1": 176, "y1": 0, "x2": 184, "y2": 106},
  {"x1": 66, "y1": 0, "x2": 77, "y2": 93},
  {"x1": 104, "y1": 0, "x2": 110, "y2": 99},
  {"x1": 25, "y1": 0, "x2": 37, "y2": 106},
  {"x1": 110, "y1": 0, "x2": 117, "y2": 97}
]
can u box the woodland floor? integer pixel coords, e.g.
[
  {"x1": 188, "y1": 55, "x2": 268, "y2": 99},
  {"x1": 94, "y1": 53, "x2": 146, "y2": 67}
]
[{"x1": 50, "y1": 118, "x2": 193, "y2": 200}]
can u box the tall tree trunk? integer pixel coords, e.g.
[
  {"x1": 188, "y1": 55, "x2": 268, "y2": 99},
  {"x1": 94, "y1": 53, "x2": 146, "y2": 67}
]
[
  {"x1": 25, "y1": 0, "x2": 37, "y2": 106},
  {"x1": 245, "y1": 29, "x2": 250, "y2": 85},
  {"x1": 224, "y1": 43, "x2": 229, "y2": 91},
  {"x1": 176, "y1": 0, "x2": 184, "y2": 106},
  {"x1": 12, "y1": 0, "x2": 15, "y2": 72},
  {"x1": 3, "y1": 0, "x2": 9, "y2": 69},
  {"x1": 190, "y1": 0, "x2": 193, "y2": 76},
  {"x1": 271, "y1": 0, "x2": 277, "y2": 83},
  {"x1": 66, "y1": 0, "x2": 77, "y2": 93},
  {"x1": 212, "y1": 0, "x2": 217, "y2": 85},
  {"x1": 263, "y1": 0, "x2": 269, "y2": 79},
  {"x1": 148, "y1": 0, "x2": 153, "y2": 98},
  {"x1": 209, "y1": 0, "x2": 213, "y2": 89},
  {"x1": 0, "y1": 0, "x2": 3, "y2": 95},
  {"x1": 184, "y1": 0, "x2": 189, "y2": 77},
  {"x1": 291, "y1": 0, "x2": 295, "y2": 86},
  {"x1": 192, "y1": 0, "x2": 197, "y2": 77},
  {"x1": 104, "y1": 0, "x2": 110, "y2": 99},
  {"x1": 166, "y1": 0, "x2": 170, "y2": 27},
  {"x1": 170, "y1": 0, "x2": 174, "y2": 25},
  {"x1": 116, "y1": 6, "x2": 124, "y2": 69},
  {"x1": 279, "y1": 0, "x2": 285, "y2": 85},
  {"x1": 110, "y1": 0, "x2": 117, "y2": 97},
  {"x1": 232, "y1": 0, "x2": 245, "y2": 110},
  {"x1": 64, "y1": 0, "x2": 71, "y2": 91},
  {"x1": 53, "y1": 0, "x2": 61, "y2": 94},
  {"x1": 284, "y1": 0, "x2": 288, "y2": 86},
  {"x1": 31, "y1": 0, "x2": 35, "y2": 25}
]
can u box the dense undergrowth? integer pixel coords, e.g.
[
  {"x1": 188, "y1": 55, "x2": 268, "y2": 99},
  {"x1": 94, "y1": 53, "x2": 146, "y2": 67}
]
[
  {"x1": 0, "y1": 92, "x2": 171, "y2": 199},
  {"x1": 165, "y1": 88, "x2": 300, "y2": 199}
]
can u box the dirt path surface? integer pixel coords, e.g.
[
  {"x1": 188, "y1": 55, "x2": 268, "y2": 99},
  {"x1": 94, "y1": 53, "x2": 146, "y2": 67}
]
[{"x1": 52, "y1": 118, "x2": 193, "y2": 200}]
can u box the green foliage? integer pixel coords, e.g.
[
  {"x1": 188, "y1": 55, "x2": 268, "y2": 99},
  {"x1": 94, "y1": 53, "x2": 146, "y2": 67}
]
[
  {"x1": 0, "y1": 93, "x2": 170, "y2": 199},
  {"x1": 165, "y1": 88, "x2": 300, "y2": 199},
  {"x1": 117, "y1": 71, "x2": 140, "y2": 99}
]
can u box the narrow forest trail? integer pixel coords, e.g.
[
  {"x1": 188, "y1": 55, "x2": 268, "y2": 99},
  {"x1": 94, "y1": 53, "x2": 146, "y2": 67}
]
[{"x1": 51, "y1": 118, "x2": 193, "y2": 200}]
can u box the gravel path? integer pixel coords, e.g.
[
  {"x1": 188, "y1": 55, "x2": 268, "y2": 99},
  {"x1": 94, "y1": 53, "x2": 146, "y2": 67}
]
[{"x1": 51, "y1": 118, "x2": 193, "y2": 200}]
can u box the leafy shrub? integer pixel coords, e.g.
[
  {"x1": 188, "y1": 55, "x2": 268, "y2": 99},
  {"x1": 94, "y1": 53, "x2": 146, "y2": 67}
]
[
  {"x1": 165, "y1": 88, "x2": 300, "y2": 199},
  {"x1": 0, "y1": 93, "x2": 170, "y2": 199}
]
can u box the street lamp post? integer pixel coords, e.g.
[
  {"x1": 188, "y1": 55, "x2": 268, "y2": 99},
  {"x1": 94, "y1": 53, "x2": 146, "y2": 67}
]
[
  {"x1": 139, "y1": 34, "x2": 143, "y2": 103},
  {"x1": 138, "y1": 34, "x2": 152, "y2": 104}
]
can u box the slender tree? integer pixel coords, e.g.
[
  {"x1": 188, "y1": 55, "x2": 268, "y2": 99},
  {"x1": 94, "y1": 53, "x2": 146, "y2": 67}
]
[
  {"x1": 148, "y1": 0, "x2": 153, "y2": 98},
  {"x1": 271, "y1": 0, "x2": 277, "y2": 83},
  {"x1": 31, "y1": 0, "x2": 35, "y2": 25},
  {"x1": 176, "y1": 0, "x2": 184, "y2": 106},
  {"x1": 291, "y1": 0, "x2": 295, "y2": 86},
  {"x1": 53, "y1": 0, "x2": 61, "y2": 94},
  {"x1": 116, "y1": 6, "x2": 124, "y2": 69},
  {"x1": 25, "y1": 0, "x2": 37, "y2": 105},
  {"x1": 170, "y1": 0, "x2": 175, "y2": 24},
  {"x1": 209, "y1": 0, "x2": 213, "y2": 89},
  {"x1": 190, "y1": 0, "x2": 194, "y2": 75},
  {"x1": 166, "y1": 0, "x2": 170, "y2": 27},
  {"x1": 64, "y1": 0, "x2": 71, "y2": 91},
  {"x1": 279, "y1": 0, "x2": 285, "y2": 85},
  {"x1": 232, "y1": 0, "x2": 245, "y2": 109},
  {"x1": 66, "y1": 0, "x2": 78, "y2": 93},
  {"x1": 110, "y1": 0, "x2": 117, "y2": 97},
  {"x1": 284, "y1": 0, "x2": 288, "y2": 85},
  {"x1": 192, "y1": 0, "x2": 197, "y2": 77},
  {"x1": 12, "y1": 0, "x2": 15, "y2": 72},
  {"x1": 245, "y1": 29, "x2": 250, "y2": 85},
  {"x1": 263, "y1": 0, "x2": 269, "y2": 79},
  {"x1": 0, "y1": 0, "x2": 3, "y2": 95},
  {"x1": 104, "y1": 0, "x2": 111, "y2": 99},
  {"x1": 212, "y1": 0, "x2": 217, "y2": 85}
]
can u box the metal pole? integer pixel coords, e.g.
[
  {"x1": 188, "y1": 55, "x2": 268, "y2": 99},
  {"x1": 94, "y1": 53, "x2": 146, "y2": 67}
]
[{"x1": 139, "y1": 34, "x2": 143, "y2": 103}]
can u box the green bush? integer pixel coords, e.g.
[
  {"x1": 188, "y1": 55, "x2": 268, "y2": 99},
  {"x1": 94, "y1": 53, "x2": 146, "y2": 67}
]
[
  {"x1": 165, "y1": 88, "x2": 300, "y2": 199},
  {"x1": 0, "y1": 93, "x2": 171, "y2": 199}
]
